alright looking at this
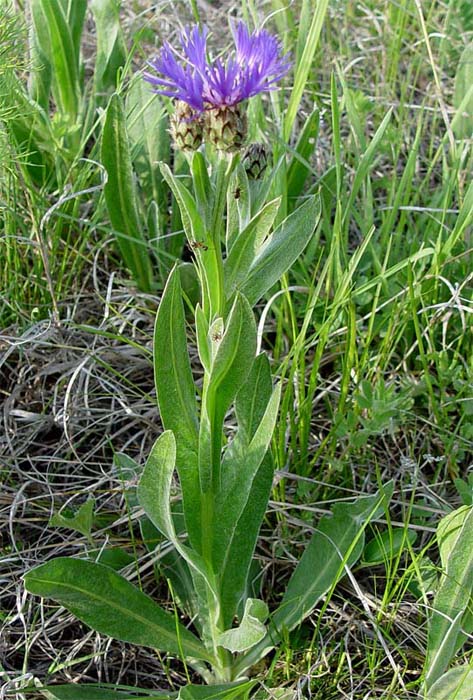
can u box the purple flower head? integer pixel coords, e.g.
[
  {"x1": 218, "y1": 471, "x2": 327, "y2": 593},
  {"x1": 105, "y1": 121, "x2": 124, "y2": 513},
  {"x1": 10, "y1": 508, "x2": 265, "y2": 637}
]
[{"x1": 144, "y1": 21, "x2": 291, "y2": 113}]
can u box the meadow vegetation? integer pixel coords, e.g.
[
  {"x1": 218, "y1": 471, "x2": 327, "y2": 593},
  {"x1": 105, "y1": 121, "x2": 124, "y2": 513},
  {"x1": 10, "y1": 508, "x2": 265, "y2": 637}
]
[{"x1": 1, "y1": 1, "x2": 472, "y2": 699}]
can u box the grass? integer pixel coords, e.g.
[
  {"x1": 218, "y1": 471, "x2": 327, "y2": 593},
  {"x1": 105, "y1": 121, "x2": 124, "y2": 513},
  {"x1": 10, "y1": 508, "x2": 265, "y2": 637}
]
[{"x1": 1, "y1": 0, "x2": 473, "y2": 698}]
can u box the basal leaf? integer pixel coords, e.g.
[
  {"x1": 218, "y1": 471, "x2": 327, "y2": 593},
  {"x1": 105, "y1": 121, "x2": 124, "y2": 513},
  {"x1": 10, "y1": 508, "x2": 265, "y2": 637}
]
[
  {"x1": 234, "y1": 486, "x2": 391, "y2": 676},
  {"x1": 178, "y1": 681, "x2": 256, "y2": 700},
  {"x1": 24, "y1": 558, "x2": 210, "y2": 661},
  {"x1": 101, "y1": 93, "x2": 154, "y2": 292},
  {"x1": 39, "y1": 684, "x2": 174, "y2": 699},
  {"x1": 427, "y1": 666, "x2": 473, "y2": 700},
  {"x1": 273, "y1": 488, "x2": 391, "y2": 632},
  {"x1": 426, "y1": 507, "x2": 473, "y2": 688},
  {"x1": 91, "y1": 0, "x2": 127, "y2": 99}
]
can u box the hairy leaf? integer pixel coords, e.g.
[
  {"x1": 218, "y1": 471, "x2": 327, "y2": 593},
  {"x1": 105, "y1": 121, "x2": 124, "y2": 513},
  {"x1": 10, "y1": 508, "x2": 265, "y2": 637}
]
[
  {"x1": 240, "y1": 196, "x2": 321, "y2": 305},
  {"x1": 101, "y1": 93, "x2": 154, "y2": 292},
  {"x1": 154, "y1": 267, "x2": 201, "y2": 551},
  {"x1": 426, "y1": 506, "x2": 473, "y2": 688},
  {"x1": 24, "y1": 558, "x2": 210, "y2": 661},
  {"x1": 217, "y1": 599, "x2": 268, "y2": 653},
  {"x1": 427, "y1": 666, "x2": 473, "y2": 700}
]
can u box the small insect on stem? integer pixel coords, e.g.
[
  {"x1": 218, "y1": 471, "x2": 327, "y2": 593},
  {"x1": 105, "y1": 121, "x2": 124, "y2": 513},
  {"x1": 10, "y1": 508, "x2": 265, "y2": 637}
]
[
  {"x1": 211, "y1": 331, "x2": 223, "y2": 342},
  {"x1": 189, "y1": 240, "x2": 209, "y2": 251},
  {"x1": 234, "y1": 186, "x2": 241, "y2": 200}
]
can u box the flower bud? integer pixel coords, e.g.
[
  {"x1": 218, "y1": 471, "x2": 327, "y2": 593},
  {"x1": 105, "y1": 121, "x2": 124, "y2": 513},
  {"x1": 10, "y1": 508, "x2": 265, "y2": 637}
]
[
  {"x1": 242, "y1": 143, "x2": 270, "y2": 179},
  {"x1": 170, "y1": 100, "x2": 203, "y2": 151},
  {"x1": 204, "y1": 104, "x2": 248, "y2": 152}
]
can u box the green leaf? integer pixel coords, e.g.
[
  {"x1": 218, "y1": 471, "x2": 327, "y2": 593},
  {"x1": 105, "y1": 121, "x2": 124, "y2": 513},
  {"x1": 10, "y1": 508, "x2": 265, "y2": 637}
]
[
  {"x1": 437, "y1": 506, "x2": 472, "y2": 571},
  {"x1": 154, "y1": 266, "x2": 201, "y2": 551},
  {"x1": 234, "y1": 353, "x2": 273, "y2": 442},
  {"x1": 24, "y1": 558, "x2": 210, "y2": 661},
  {"x1": 30, "y1": 0, "x2": 80, "y2": 121},
  {"x1": 234, "y1": 486, "x2": 392, "y2": 676},
  {"x1": 91, "y1": 548, "x2": 135, "y2": 571},
  {"x1": 49, "y1": 498, "x2": 95, "y2": 538},
  {"x1": 91, "y1": 0, "x2": 127, "y2": 99},
  {"x1": 159, "y1": 163, "x2": 206, "y2": 245},
  {"x1": 426, "y1": 506, "x2": 473, "y2": 688},
  {"x1": 126, "y1": 79, "x2": 170, "y2": 204},
  {"x1": 218, "y1": 455, "x2": 273, "y2": 628},
  {"x1": 427, "y1": 666, "x2": 473, "y2": 700},
  {"x1": 217, "y1": 599, "x2": 268, "y2": 653},
  {"x1": 226, "y1": 164, "x2": 251, "y2": 251},
  {"x1": 363, "y1": 527, "x2": 417, "y2": 565},
  {"x1": 273, "y1": 488, "x2": 390, "y2": 631},
  {"x1": 286, "y1": 109, "x2": 319, "y2": 203},
  {"x1": 137, "y1": 432, "x2": 207, "y2": 575},
  {"x1": 215, "y1": 376, "x2": 280, "y2": 625},
  {"x1": 453, "y1": 43, "x2": 473, "y2": 139},
  {"x1": 62, "y1": 0, "x2": 87, "y2": 62},
  {"x1": 178, "y1": 682, "x2": 256, "y2": 700},
  {"x1": 39, "y1": 684, "x2": 174, "y2": 700},
  {"x1": 101, "y1": 93, "x2": 154, "y2": 292},
  {"x1": 240, "y1": 196, "x2": 321, "y2": 306},
  {"x1": 224, "y1": 198, "x2": 281, "y2": 298},
  {"x1": 283, "y1": 0, "x2": 329, "y2": 141},
  {"x1": 199, "y1": 294, "x2": 257, "y2": 492},
  {"x1": 137, "y1": 431, "x2": 217, "y2": 625},
  {"x1": 191, "y1": 151, "x2": 212, "y2": 223}
]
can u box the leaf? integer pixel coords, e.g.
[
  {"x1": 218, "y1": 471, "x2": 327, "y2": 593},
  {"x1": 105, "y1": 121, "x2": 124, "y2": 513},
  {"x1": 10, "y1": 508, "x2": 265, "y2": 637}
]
[
  {"x1": 218, "y1": 455, "x2": 273, "y2": 628},
  {"x1": 199, "y1": 294, "x2": 257, "y2": 492},
  {"x1": 437, "y1": 506, "x2": 472, "y2": 571},
  {"x1": 49, "y1": 498, "x2": 95, "y2": 538},
  {"x1": 30, "y1": 0, "x2": 80, "y2": 121},
  {"x1": 159, "y1": 163, "x2": 206, "y2": 245},
  {"x1": 137, "y1": 432, "x2": 208, "y2": 580},
  {"x1": 453, "y1": 43, "x2": 473, "y2": 139},
  {"x1": 61, "y1": 0, "x2": 87, "y2": 65},
  {"x1": 240, "y1": 196, "x2": 321, "y2": 306},
  {"x1": 425, "y1": 507, "x2": 473, "y2": 688},
  {"x1": 283, "y1": 0, "x2": 329, "y2": 141},
  {"x1": 226, "y1": 164, "x2": 250, "y2": 251},
  {"x1": 101, "y1": 93, "x2": 154, "y2": 292},
  {"x1": 91, "y1": 0, "x2": 127, "y2": 99},
  {"x1": 126, "y1": 78, "x2": 170, "y2": 204},
  {"x1": 215, "y1": 375, "x2": 280, "y2": 625},
  {"x1": 92, "y1": 548, "x2": 135, "y2": 571},
  {"x1": 24, "y1": 558, "x2": 210, "y2": 661},
  {"x1": 217, "y1": 599, "x2": 268, "y2": 653},
  {"x1": 178, "y1": 682, "x2": 256, "y2": 700},
  {"x1": 273, "y1": 488, "x2": 391, "y2": 631},
  {"x1": 233, "y1": 486, "x2": 392, "y2": 677},
  {"x1": 427, "y1": 666, "x2": 473, "y2": 700},
  {"x1": 154, "y1": 267, "x2": 201, "y2": 551},
  {"x1": 39, "y1": 684, "x2": 174, "y2": 700},
  {"x1": 286, "y1": 109, "x2": 319, "y2": 203},
  {"x1": 224, "y1": 198, "x2": 281, "y2": 298},
  {"x1": 363, "y1": 527, "x2": 417, "y2": 565}
]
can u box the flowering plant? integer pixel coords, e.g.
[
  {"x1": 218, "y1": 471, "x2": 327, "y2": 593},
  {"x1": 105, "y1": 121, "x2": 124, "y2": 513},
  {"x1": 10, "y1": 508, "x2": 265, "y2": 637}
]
[
  {"x1": 145, "y1": 22, "x2": 291, "y2": 114},
  {"x1": 24, "y1": 20, "x2": 390, "y2": 700}
]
